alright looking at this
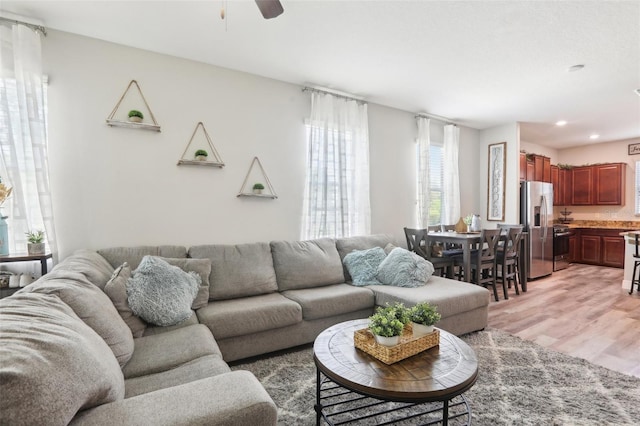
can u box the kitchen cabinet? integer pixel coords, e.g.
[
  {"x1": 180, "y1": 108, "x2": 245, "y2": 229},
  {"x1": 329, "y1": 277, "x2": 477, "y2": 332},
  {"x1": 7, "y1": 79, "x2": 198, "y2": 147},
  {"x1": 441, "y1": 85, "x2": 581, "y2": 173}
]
[
  {"x1": 594, "y1": 163, "x2": 626, "y2": 205},
  {"x1": 522, "y1": 153, "x2": 551, "y2": 182},
  {"x1": 574, "y1": 228, "x2": 626, "y2": 268},
  {"x1": 551, "y1": 166, "x2": 573, "y2": 206},
  {"x1": 571, "y1": 166, "x2": 594, "y2": 205},
  {"x1": 568, "y1": 234, "x2": 578, "y2": 263}
]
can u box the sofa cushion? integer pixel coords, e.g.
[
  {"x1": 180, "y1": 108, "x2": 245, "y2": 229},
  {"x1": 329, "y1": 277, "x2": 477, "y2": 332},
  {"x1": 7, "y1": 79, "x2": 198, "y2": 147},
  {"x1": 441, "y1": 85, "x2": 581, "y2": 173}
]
[
  {"x1": 122, "y1": 324, "x2": 221, "y2": 379},
  {"x1": 143, "y1": 312, "x2": 199, "y2": 336},
  {"x1": 159, "y1": 257, "x2": 211, "y2": 309},
  {"x1": 52, "y1": 249, "x2": 115, "y2": 290},
  {"x1": 98, "y1": 245, "x2": 187, "y2": 269},
  {"x1": 196, "y1": 293, "x2": 302, "y2": 339},
  {"x1": 336, "y1": 234, "x2": 396, "y2": 281},
  {"x1": 368, "y1": 276, "x2": 490, "y2": 318},
  {"x1": 104, "y1": 263, "x2": 147, "y2": 338},
  {"x1": 376, "y1": 247, "x2": 435, "y2": 287},
  {"x1": 188, "y1": 242, "x2": 278, "y2": 300},
  {"x1": 342, "y1": 247, "x2": 387, "y2": 286},
  {"x1": 271, "y1": 238, "x2": 345, "y2": 291},
  {"x1": 124, "y1": 354, "x2": 231, "y2": 398},
  {"x1": 0, "y1": 293, "x2": 125, "y2": 425},
  {"x1": 127, "y1": 256, "x2": 200, "y2": 327},
  {"x1": 282, "y1": 284, "x2": 374, "y2": 320},
  {"x1": 22, "y1": 269, "x2": 134, "y2": 367}
]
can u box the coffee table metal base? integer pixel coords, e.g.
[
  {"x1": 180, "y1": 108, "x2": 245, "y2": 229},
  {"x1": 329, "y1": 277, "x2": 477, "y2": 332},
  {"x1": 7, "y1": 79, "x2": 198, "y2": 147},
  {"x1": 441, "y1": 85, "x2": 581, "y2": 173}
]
[{"x1": 315, "y1": 371, "x2": 472, "y2": 426}]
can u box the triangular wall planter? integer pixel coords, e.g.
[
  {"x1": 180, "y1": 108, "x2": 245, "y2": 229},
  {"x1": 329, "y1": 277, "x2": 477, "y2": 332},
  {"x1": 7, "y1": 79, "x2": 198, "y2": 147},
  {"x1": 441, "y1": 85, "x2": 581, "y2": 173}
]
[
  {"x1": 237, "y1": 157, "x2": 277, "y2": 199},
  {"x1": 106, "y1": 80, "x2": 161, "y2": 132},
  {"x1": 177, "y1": 122, "x2": 225, "y2": 168}
]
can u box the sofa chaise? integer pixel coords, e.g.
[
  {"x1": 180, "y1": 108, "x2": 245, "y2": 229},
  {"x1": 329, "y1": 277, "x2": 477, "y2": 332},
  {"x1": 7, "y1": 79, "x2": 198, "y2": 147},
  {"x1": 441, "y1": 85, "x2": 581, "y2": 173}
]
[{"x1": 0, "y1": 234, "x2": 489, "y2": 425}]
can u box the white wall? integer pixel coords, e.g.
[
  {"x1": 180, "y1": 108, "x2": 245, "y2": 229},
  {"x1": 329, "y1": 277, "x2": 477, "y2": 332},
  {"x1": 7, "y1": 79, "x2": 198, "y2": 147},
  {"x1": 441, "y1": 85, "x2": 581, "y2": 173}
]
[
  {"x1": 520, "y1": 140, "x2": 559, "y2": 164},
  {"x1": 478, "y1": 123, "x2": 520, "y2": 226},
  {"x1": 557, "y1": 137, "x2": 640, "y2": 221},
  {"x1": 43, "y1": 30, "x2": 480, "y2": 258}
]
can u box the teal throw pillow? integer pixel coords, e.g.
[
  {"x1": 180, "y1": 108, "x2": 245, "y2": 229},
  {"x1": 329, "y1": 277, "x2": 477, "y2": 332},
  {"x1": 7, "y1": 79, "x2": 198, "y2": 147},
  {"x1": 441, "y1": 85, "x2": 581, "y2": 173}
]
[
  {"x1": 343, "y1": 247, "x2": 387, "y2": 286},
  {"x1": 376, "y1": 247, "x2": 434, "y2": 287}
]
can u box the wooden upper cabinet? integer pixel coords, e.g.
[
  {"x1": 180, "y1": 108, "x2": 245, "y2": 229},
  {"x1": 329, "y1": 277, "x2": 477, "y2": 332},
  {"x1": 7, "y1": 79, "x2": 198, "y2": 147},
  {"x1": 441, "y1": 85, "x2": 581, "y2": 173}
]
[
  {"x1": 534, "y1": 155, "x2": 544, "y2": 181},
  {"x1": 551, "y1": 165, "x2": 560, "y2": 205},
  {"x1": 594, "y1": 163, "x2": 625, "y2": 205},
  {"x1": 519, "y1": 153, "x2": 527, "y2": 181},
  {"x1": 572, "y1": 166, "x2": 594, "y2": 205},
  {"x1": 561, "y1": 168, "x2": 573, "y2": 206},
  {"x1": 542, "y1": 157, "x2": 551, "y2": 183},
  {"x1": 526, "y1": 161, "x2": 535, "y2": 181}
]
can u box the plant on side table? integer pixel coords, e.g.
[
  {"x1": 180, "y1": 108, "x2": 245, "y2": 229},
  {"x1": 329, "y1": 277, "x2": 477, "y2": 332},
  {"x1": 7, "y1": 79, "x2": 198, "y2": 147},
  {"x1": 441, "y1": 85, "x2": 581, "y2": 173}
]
[
  {"x1": 368, "y1": 303, "x2": 409, "y2": 346},
  {"x1": 409, "y1": 302, "x2": 441, "y2": 336},
  {"x1": 25, "y1": 230, "x2": 45, "y2": 255}
]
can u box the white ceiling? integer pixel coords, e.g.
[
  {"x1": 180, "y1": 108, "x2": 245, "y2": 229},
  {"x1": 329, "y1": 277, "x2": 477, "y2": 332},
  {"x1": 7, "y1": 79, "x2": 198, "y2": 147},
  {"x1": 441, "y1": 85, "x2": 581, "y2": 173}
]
[{"x1": 2, "y1": 0, "x2": 639, "y2": 149}]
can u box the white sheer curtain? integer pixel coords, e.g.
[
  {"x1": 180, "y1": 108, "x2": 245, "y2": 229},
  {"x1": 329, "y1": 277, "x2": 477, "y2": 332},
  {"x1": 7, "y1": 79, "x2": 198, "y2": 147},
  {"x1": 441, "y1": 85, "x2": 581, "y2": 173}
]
[
  {"x1": 301, "y1": 91, "x2": 371, "y2": 240},
  {"x1": 0, "y1": 22, "x2": 57, "y2": 258},
  {"x1": 442, "y1": 124, "x2": 461, "y2": 224},
  {"x1": 416, "y1": 117, "x2": 431, "y2": 228}
]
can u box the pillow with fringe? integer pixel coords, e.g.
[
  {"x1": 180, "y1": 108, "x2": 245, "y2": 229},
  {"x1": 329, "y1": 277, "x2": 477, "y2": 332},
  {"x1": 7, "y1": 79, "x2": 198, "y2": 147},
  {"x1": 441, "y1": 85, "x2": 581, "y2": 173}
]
[
  {"x1": 376, "y1": 247, "x2": 434, "y2": 287},
  {"x1": 127, "y1": 256, "x2": 200, "y2": 327},
  {"x1": 343, "y1": 247, "x2": 387, "y2": 286}
]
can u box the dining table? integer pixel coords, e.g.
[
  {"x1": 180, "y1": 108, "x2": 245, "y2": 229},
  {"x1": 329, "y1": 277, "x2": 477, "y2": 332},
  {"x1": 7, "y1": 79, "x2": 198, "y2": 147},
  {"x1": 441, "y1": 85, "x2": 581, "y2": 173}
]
[{"x1": 427, "y1": 231, "x2": 481, "y2": 283}]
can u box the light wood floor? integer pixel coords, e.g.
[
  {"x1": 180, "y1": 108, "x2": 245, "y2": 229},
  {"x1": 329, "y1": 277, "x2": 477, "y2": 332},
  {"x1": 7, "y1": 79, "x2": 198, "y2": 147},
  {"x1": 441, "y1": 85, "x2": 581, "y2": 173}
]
[{"x1": 488, "y1": 263, "x2": 640, "y2": 378}]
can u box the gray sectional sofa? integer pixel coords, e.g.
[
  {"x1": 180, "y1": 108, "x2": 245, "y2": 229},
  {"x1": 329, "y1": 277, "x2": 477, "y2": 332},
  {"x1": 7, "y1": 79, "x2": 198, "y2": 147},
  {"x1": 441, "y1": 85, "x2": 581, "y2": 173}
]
[{"x1": 0, "y1": 234, "x2": 489, "y2": 425}]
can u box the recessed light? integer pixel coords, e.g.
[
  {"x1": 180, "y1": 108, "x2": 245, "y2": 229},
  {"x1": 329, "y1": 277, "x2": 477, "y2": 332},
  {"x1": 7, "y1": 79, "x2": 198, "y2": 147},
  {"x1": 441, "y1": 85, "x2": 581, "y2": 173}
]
[
  {"x1": 555, "y1": 120, "x2": 567, "y2": 126},
  {"x1": 568, "y1": 64, "x2": 585, "y2": 72},
  {"x1": 589, "y1": 134, "x2": 600, "y2": 140}
]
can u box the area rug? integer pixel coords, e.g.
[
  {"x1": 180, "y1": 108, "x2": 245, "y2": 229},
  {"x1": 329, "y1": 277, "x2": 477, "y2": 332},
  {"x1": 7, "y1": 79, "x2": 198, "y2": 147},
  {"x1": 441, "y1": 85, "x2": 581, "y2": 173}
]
[{"x1": 231, "y1": 328, "x2": 640, "y2": 425}]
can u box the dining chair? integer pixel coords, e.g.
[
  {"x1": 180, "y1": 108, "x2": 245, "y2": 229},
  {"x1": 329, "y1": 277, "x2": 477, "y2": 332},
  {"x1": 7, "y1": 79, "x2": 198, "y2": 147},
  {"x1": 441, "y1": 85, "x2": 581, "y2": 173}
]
[
  {"x1": 455, "y1": 229, "x2": 502, "y2": 301},
  {"x1": 496, "y1": 227, "x2": 523, "y2": 299},
  {"x1": 496, "y1": 224, "x2": 524, "y2": 289},
  {"x1": 404, "y1": 227, "x2": 454, "y2": 278},
  {"x1": 440, "y1": 224, "x2": 464, "y2": 256}
]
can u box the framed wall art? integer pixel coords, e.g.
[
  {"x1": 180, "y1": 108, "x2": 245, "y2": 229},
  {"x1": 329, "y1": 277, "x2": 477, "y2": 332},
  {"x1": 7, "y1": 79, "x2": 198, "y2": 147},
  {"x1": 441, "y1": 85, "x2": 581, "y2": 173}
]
[{"x1": 487, "y1": 142, "x2": 506, "y2": 221}]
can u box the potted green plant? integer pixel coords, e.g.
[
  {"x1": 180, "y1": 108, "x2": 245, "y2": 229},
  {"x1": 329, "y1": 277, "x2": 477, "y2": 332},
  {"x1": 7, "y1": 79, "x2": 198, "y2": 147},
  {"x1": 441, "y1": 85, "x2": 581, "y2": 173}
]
[
  {"x1": 409, "y1": 302, "x2": 441, "y2": 336},
  {"x1": 25, "y1": 230, "x2": 45, "y2": 255},
  {"x1": 252, "y1": 183, "x2": 265, "y2": 194},
  {"x1": 195, "y1": 149, "x2": 208, "y2": 161},
  {"x1": 128, "y1": 110, "x2": 144, "y2": 123},
  {"x1": 368, "y1": 308, "x2": 405, "y2": 346}
]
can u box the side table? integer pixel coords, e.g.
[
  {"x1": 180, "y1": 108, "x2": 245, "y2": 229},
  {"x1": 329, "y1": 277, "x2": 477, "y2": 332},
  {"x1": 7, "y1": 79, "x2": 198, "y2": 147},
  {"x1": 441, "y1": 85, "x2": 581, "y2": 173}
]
[{"x1": 0, "y1": 252, "x2": 52, "y2": 299}]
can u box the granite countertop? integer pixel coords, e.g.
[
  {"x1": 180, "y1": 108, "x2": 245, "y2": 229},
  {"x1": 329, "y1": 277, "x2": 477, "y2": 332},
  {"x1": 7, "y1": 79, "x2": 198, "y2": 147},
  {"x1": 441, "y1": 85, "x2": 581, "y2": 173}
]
[{"x1": 561, "y1": 220, "x2": 640, "y2": 230}]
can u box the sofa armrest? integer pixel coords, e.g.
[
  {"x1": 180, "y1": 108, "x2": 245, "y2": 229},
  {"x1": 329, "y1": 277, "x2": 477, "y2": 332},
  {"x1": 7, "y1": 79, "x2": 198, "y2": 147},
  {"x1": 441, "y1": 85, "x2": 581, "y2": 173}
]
[{"x1": 70, "y1": 371, "x2": 277, "y2": 426}]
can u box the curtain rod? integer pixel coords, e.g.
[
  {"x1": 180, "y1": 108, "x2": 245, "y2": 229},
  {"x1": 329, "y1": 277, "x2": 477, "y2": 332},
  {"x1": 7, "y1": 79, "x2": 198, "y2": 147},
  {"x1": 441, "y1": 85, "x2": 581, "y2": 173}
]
[
  {"x1": 0, "y1": 16, "x2": 47, "y2": 36},
  {"x1": 302, "y1": 87, "x2": 367, "y2": 105},
  {"x1": 415, "y1": 113, "x2": 457, "y2": 126}
]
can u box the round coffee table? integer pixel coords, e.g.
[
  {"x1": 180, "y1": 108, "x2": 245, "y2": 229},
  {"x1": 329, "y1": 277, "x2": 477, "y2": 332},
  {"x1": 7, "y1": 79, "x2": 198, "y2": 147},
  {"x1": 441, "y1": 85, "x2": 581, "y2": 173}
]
[{"x1": 313, "y1": 319, "x2": 478, "y2": 425}]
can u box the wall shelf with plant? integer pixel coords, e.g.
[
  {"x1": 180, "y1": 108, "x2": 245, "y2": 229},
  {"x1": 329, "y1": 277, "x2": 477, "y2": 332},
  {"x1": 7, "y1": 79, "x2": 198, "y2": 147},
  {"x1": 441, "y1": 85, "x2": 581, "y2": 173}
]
[
  {"x1": 237, "y1": 157, "x2": 278, "y2": 199},
  {"x1": 177, "y1": 122, "x2": 225, "y2": 168},
  {"x1": 106, "y1": 80, "x2": 161, "y2": 132}
]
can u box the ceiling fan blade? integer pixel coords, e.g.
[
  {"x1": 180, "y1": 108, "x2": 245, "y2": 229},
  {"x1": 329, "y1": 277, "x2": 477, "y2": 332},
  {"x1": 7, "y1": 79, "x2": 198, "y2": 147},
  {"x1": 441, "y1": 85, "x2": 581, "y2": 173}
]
[{"x1": 255, "y1": 0, "x2": 284, "y2": 19}]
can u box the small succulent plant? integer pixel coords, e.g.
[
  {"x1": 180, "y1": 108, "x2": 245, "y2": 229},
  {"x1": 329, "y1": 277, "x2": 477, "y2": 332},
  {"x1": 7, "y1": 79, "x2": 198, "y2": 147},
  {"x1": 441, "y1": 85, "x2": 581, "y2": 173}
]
[{"x1": 128, "y1": 110, "x2": 144, "y2": 119}]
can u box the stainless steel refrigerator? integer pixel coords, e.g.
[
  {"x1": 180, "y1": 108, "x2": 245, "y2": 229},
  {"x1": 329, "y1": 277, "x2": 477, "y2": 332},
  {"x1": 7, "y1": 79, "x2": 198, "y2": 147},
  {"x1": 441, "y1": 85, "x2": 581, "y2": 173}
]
[{"x1": 520, "y1": 181, "x2": 554, "y2": 279}]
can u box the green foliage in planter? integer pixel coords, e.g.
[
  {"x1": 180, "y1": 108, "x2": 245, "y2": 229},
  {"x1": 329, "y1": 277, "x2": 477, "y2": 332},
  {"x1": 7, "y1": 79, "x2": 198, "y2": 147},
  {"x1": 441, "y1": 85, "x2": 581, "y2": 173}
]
[
  {"x1": 409, "y1": 302, "x2": 441, "y2": 326},
  {"x1": 253, "y1": 183, "x2": 265, "y2": 190},
  {"x1": 378, "y1": 302, "x2": 411, "y2": 325},
  {"x1": 128, "y1": 110, "x2": 144, "y2": 119},
  {"x1": 369, "y1": 310, "x2": 404, "y2": 337},
  {"x1": 195, "y1": 149, "x2": 208, "y2": 157},
  {"x1": 25, "y1": 230, "x2": 45, "y2": 244}
]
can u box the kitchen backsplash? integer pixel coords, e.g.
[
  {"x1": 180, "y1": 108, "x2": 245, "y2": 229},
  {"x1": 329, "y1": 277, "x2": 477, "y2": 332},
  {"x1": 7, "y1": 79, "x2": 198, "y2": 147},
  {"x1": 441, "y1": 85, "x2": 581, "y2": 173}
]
[{"x1": 559, "y1": 219, "x2": 640, "y2": 229}]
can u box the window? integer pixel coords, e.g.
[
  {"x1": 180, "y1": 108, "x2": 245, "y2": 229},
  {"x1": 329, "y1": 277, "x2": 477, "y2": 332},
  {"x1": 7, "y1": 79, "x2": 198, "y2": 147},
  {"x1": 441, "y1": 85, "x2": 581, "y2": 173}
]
[{"x1": 416, "y1": 141, "x2": 445, "y2": 226}]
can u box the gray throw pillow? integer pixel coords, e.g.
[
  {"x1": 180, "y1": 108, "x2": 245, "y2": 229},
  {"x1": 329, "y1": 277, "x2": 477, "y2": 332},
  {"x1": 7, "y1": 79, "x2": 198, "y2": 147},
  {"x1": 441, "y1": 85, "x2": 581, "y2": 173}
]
[
  {"x1": 157, "y1": 257, "x2": 211, "y2": 310},
  {"x1": 343, "y1": 247, "x2": 387, "y2": 286},
  {"x1": 104, "y1": 263, "x2": 147, "y2": 338},
  {"x1": 376, "y1": 247, "x2": 435, "y2": 288},
  {"x1": 127, "y1": 256, "x2": 200, "y2": 327}
]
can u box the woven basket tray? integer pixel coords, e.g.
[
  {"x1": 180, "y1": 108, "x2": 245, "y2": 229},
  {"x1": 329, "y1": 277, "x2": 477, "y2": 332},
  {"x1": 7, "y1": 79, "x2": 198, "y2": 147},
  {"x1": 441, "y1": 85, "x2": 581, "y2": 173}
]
[{"x1": 354, "y1": 324, "x2": 440, "y2": 365}]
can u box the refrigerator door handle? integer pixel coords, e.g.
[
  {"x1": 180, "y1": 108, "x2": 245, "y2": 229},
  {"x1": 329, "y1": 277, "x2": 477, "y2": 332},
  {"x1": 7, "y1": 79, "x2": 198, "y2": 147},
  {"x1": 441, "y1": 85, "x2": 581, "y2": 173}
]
[{"x1": 541, "y1": 195, "x2": 548, "y2": 241}]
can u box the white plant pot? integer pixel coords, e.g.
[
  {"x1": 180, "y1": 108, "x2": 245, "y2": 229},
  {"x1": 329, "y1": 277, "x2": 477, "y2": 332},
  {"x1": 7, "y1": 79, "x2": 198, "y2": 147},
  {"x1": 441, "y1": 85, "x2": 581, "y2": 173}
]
[
  {"x1": 128, "y1": 116, "x2": 142, "y2": 123},
  {"x1": 374, "y1": 335, "x2": 400, "y2": 346},
  {"x1": 253, "y1": 188, "x2": 263, "y2": 195},
  {"x1": 195, "y1": 155, "x2": 207, "y2": 161},
  {"x1": 412, "y1": 322, "x2": 434, "y2": 336}
]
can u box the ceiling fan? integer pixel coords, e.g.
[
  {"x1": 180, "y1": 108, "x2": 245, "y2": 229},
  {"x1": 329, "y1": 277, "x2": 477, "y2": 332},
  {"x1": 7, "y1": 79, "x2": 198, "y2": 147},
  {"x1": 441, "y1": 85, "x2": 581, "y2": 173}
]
[{"x1": 255, "y1": 0, "x2": 284, "y2": 19}]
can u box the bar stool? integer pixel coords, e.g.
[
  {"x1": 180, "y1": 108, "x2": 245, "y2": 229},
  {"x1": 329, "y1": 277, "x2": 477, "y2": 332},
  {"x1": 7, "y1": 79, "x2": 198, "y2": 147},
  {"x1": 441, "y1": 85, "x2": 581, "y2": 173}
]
[{"x1": 630, "y1": 234, "x2": 640, "y2": 295}]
